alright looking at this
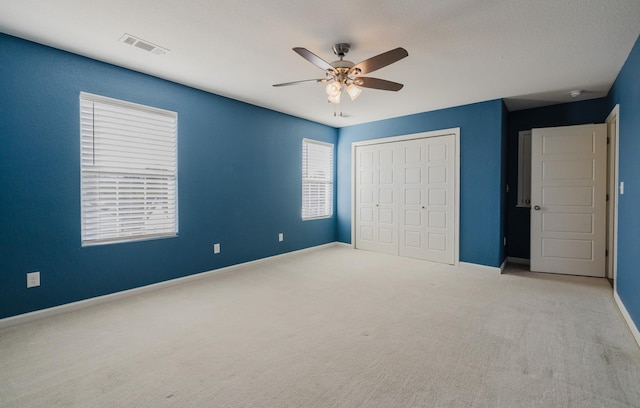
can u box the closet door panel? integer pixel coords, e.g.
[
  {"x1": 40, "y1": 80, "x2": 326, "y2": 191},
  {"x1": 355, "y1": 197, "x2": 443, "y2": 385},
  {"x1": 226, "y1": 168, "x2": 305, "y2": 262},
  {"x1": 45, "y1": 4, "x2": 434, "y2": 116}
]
[
  {"x1": 423, "y1": 136, "x2": 455, "y2": 264},
  {"x1": 399, "y1": 139, "x2": 427, "y2": 259},
  {"x1": 355, "y1": 144, "x2": 398, "y2": 255}
]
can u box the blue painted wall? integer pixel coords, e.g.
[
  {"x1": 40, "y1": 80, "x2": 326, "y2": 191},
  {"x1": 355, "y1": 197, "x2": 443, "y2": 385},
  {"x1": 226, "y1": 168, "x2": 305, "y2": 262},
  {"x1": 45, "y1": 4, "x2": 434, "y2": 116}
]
[
  {"x1": 608, "y1": 34, "x2": 640, "y2": 328},
  {"x1": 336, "y1": 100, "x2": 506, "y2": 268},
  {"x1": 505, "y1": 98, "x2": 610, "y2": 259},
  {"x1": 0, "y1": 34, "x2": 338, "y2": 319}
]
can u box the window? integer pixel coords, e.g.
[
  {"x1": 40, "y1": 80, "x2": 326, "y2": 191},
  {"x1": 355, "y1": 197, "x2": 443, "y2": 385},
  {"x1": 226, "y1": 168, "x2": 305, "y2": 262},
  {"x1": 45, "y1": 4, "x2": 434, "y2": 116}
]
[
  {"x1": 302, "y1": 139, "x2": 334, "y2": 219},
  {"x1": 80, "y1": 92, "x2": 178, "y2": 245}
]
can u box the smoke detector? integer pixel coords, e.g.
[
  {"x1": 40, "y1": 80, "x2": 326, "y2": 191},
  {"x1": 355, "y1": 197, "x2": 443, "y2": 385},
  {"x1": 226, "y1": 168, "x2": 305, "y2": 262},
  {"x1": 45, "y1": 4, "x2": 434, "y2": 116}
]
[{"x1": 119, "y1": 33, "x2": 169, "y2": 55}]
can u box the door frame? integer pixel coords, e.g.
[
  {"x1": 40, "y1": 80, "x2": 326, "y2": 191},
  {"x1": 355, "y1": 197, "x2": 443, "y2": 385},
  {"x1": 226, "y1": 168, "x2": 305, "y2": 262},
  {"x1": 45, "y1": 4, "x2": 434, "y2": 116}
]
[
  {"x1": 350, "y1": 128, "x2": 461, "y2": 265},
  {"x1": 606, "y1": 105, "x2": 620, "y2": 286}
]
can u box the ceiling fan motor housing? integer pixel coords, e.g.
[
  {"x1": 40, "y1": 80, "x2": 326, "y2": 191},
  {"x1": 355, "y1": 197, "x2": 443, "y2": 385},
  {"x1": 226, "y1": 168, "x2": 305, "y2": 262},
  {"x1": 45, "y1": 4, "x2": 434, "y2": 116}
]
[{"x1": 329, "y1": 45, "x2": 357, "y2": 84}]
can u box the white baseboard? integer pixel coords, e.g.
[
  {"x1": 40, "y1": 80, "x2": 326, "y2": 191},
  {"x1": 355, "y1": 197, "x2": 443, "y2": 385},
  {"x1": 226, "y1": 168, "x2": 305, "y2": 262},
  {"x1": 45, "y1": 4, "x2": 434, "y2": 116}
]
[
  {"x1": 506, "y1": 257, "x2": 530, "y2": 265},
  {"x1": 0, "y1": 242, "x2": 340, "y2": 330},
  {"x1": 335, "y1": 242, "x2": 354, "y2": 249},
  {"x1": 614, "y1": 291, "x2": 640, "y2": 350},
  {"x1": 459, "y1": 262, "x2": 502, "y2": 274}
]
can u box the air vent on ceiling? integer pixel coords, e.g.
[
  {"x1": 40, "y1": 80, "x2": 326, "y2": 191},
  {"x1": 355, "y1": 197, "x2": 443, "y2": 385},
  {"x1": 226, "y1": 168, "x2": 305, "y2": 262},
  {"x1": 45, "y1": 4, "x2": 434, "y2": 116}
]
[{"x1": 119, "y1": 33, "x2": 168, "y2": 55}]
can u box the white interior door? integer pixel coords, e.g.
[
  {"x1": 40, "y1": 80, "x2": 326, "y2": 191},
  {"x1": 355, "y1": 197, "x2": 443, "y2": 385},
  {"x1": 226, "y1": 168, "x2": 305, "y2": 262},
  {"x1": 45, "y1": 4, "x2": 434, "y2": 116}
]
[
  {"x1": 355, "y1": 143, "x2": 397, "y2": 255},
  {"x1": 530, "y1": 124, "x2": 607, "y2": 277},
  {"x1": 398, "y1": 136, "x2": 455, "y2": 264}
]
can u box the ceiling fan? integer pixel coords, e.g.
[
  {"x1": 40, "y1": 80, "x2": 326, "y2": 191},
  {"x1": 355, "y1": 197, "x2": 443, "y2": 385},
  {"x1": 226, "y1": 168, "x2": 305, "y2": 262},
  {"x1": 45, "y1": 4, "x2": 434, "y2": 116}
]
[{"x1": 273, "y1": 43, "x2": 408, "y2": 104}]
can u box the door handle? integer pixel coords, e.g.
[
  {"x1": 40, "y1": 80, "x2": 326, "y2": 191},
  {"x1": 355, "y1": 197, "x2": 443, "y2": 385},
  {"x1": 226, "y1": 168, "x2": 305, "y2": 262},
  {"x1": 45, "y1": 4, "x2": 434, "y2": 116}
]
[{"x1": 533, "y1": 205, "x2": 541, "y2": 211}]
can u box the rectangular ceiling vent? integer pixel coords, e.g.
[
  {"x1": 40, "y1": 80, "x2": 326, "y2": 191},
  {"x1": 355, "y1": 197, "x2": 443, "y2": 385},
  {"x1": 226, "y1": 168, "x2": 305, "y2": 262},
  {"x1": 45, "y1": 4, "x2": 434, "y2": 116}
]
[{"x1": 119, "y1": 33, "x2": 168, "y2": 55}]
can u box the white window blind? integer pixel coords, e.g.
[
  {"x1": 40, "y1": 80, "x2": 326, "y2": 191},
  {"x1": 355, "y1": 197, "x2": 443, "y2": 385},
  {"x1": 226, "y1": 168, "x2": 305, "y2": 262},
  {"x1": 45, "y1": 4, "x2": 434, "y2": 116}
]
[
  {"x1": 80, "y1": 92, "x2": 178, "y2": 245},
  {"x1": 302, "y1": 139, "x2": 333, "y2": 220}
]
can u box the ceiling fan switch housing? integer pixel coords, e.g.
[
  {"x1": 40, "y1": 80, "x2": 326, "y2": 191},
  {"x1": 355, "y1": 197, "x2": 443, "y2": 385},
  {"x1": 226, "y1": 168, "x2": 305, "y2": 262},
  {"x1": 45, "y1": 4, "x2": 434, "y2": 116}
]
[{"x1": 332, "y1": 43, "x2": 350, "y2": 58}]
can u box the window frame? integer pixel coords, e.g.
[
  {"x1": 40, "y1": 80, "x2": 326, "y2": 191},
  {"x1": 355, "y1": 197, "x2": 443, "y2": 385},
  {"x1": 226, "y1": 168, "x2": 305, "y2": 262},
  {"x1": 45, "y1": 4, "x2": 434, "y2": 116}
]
[
  {"x1": 79, "y1": 92, "x2": 178, "y2": 246},
  {"x1": 301, "y1": 138, "x2": 334, "y2": 220}
]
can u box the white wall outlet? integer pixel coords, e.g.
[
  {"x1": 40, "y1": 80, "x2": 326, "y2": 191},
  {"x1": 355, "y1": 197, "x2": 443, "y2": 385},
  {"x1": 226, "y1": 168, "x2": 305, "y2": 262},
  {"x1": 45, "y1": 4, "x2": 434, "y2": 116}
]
[
  {"x1": 278, "y1": 233, "x2": 284, "y2": 242},
  {"x1": 213, "y1": 243, "x2": 221, "y2": 254},
  {"x1": 620, "y1": 181, "x2": 624, "y2": 195},
  {"x1": 27, "y1": 271, "x2": 40, "y2": 288}
]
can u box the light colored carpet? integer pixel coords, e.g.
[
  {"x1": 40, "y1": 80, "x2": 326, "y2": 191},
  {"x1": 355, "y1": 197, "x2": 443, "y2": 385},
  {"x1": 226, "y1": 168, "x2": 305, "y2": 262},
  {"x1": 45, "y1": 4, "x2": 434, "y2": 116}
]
[{"x1": 1, "y1": 246, "x2": 639, "y2": 407}]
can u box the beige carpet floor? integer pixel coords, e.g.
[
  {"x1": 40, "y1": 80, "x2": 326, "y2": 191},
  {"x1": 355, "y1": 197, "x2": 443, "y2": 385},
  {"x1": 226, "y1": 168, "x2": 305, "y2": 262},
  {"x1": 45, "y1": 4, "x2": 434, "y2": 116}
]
[{"x1": 1, "y1": 246, "x2": 639, "y2": 407}]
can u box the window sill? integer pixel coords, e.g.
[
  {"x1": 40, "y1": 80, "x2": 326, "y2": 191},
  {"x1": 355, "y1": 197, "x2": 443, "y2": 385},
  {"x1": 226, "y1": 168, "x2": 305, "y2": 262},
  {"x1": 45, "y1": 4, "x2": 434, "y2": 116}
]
[{"x1": 302, "y1": 215, "x2": 332, "y2": 221}]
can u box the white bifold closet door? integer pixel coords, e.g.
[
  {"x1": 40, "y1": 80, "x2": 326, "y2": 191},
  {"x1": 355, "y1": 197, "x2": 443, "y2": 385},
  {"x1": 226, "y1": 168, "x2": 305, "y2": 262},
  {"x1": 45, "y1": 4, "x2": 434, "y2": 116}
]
[
  {"x1": 355, "y1": 134, "x2": 455, "y2": 264},
  {"x1": 355, "y1": 143, "x2": 398, "y2": 255}
]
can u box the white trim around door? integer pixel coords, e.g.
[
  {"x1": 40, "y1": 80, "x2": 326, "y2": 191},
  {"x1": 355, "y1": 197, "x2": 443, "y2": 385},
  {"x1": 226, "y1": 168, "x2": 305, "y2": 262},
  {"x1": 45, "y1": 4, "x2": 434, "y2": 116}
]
[{"x1": 606, "y1": 105, "x2": 620, "y2": 286}]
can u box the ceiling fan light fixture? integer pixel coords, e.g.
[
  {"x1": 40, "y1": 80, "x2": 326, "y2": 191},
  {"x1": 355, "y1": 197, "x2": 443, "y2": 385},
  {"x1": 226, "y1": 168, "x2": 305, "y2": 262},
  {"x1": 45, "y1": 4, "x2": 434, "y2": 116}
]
[
  {"x1": 346, "y1": 83, "x2": 362, "y2": 101},
  {"x1": 325, "y1": 82, "x2": 342, "y2": 97}
]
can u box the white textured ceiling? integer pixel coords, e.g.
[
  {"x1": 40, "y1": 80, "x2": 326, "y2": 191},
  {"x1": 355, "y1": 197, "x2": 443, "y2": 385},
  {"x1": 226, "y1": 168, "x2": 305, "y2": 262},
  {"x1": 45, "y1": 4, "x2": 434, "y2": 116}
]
[{"x1": 1, "y1": 0, "x2": 639, "y2": 127}]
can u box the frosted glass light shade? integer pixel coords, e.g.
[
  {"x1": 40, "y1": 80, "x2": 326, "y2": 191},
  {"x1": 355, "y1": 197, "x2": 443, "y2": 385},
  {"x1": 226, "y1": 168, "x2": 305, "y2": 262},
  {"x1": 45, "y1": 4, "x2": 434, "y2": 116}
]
[
  {"x1": 346, "y1": 84, "x2": 362, "y2": 100},
  {"x1": 325, "y1": 82, "x2": 342, "y2": 97}
]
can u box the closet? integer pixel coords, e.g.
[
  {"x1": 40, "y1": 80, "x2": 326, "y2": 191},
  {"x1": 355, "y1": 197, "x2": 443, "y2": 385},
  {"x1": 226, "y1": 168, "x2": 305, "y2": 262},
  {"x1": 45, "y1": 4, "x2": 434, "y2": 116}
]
[{"x1": 354, "y1": 130, "x2": 458, "y2": 264}]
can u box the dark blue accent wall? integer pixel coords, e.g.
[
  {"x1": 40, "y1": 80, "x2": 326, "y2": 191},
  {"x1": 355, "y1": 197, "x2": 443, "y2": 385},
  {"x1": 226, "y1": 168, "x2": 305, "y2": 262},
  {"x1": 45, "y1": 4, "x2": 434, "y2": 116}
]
[
  {"x1": 608, "y1": 34, "x2": 640, "y2": 328},
  {"x1": 505, "y1": 99, "x2": 610, "y2": 259},
  {"x1": 0, "y1": 34, "x2": 338, "y2": 319},
  {"x1": 336, "y1": 100, "x2": 506, "y2": 268}
]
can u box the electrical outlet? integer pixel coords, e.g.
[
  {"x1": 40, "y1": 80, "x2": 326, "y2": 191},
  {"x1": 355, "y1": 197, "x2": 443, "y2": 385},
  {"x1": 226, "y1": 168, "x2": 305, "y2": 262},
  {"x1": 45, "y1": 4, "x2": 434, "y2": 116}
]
[
  {"x1": 213, "y1": 243, "x2": 221, "y2": 254},
  {"x1": 27, "y1": 271, "x2": 40, "y2": 288},
  {"x1": 278, "y1": 233, "x2": 284, "y2": 242}
]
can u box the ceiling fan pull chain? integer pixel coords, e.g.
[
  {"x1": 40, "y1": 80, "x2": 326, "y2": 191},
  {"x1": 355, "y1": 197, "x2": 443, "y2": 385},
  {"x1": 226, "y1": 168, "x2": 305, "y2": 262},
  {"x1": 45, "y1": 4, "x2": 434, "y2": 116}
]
[{"x1": 333, "y1": 95, "x2": 343, "y2": 117}]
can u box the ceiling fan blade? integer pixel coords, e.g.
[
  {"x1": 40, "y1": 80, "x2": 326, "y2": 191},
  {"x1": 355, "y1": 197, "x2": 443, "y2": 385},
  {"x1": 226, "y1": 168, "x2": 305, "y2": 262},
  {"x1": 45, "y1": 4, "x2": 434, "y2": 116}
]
[
  {"x1": 273, "y1": 78, "x2": 327, "y2": 87},
  {"x1": 293, "y1": 47, "x2": 335, "y2": 71},
  {"x1": 351, "y1": 47, "x2": 408, "y2": 75},
  {"x1": 356, "y1": 77, "x2": 404, "y2": 91}
]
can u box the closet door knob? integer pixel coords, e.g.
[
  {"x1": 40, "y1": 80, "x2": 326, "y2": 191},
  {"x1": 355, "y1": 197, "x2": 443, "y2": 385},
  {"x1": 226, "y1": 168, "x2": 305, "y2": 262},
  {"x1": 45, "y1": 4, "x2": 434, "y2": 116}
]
[{"x1": 533, "y1": 205, "x2": 541, "y2": 211}]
